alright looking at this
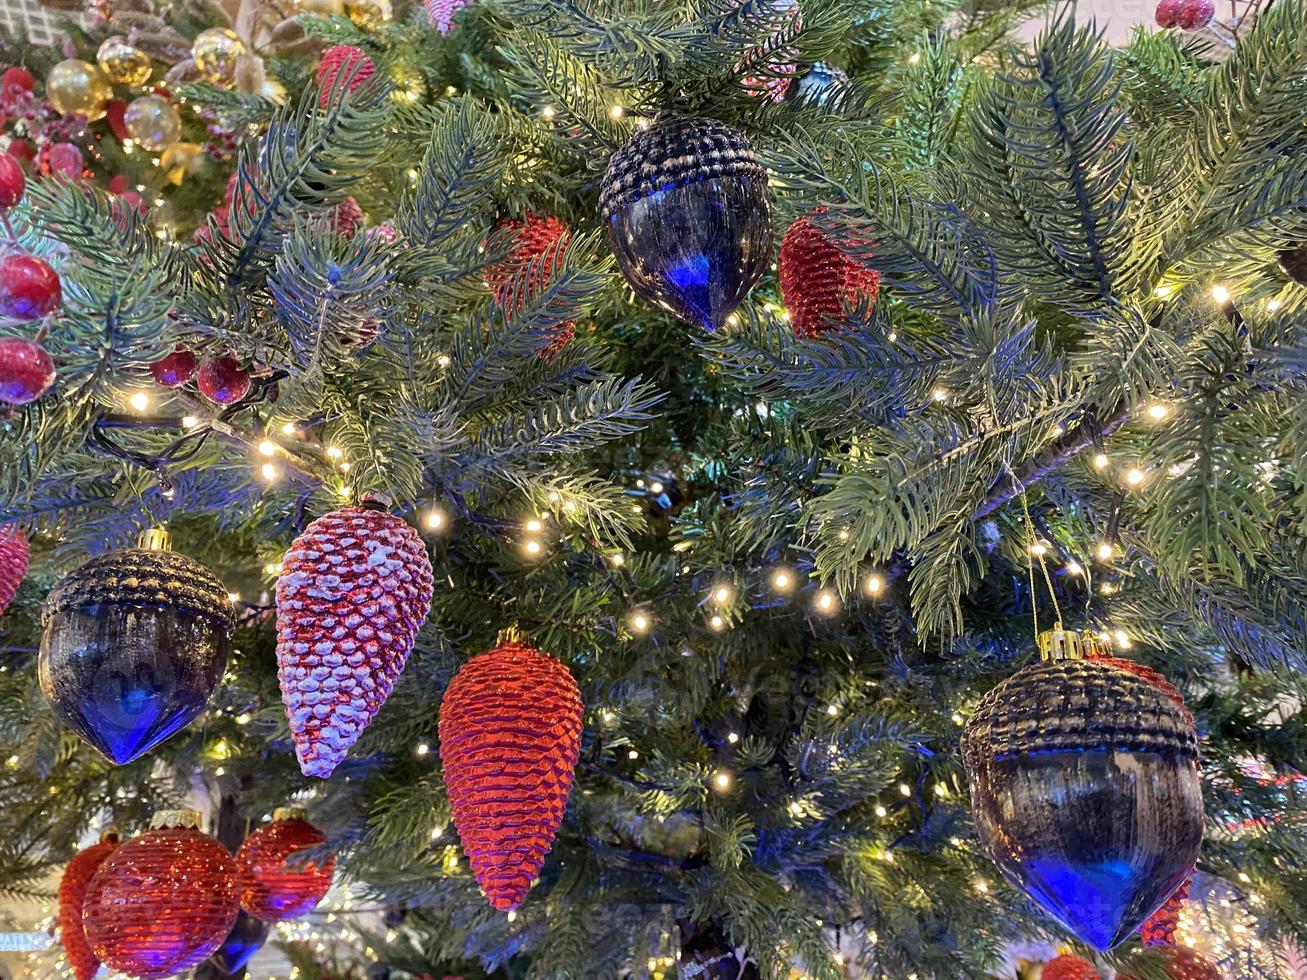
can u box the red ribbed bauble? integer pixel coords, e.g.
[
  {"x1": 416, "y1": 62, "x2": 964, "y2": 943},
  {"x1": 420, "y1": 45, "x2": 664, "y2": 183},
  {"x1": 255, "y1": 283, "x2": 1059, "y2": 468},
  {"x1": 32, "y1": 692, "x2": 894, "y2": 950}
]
[
  {"x1": 1140, "y1": 875, "x2": 1191, "y2": 946},
  {"x1": 0, "y1": 151, "x2": 25, "y2": 210},
  {"x1": 1115, "y1": 946, "x2": 1220, "y2": 980},
  {"x1": 196, "y1": 355, "x2": 251, "y2": 404},
  {"x1": 439, "y1": 631, "x2": 583, "y2": 910},
  {"x1": 0, "y1": 253, "x2": 61, "y2": 319},
  {"x1": 149, "y1": 347, "x2": 198, "y2": 387},
  {"x1": 82, "y1": 811, "x2": 239, "y2": 980},
  {"x1": 778, "y1": 210, "x2": 881, "y2": 337},
  {"x1": 1087, "y1": 654, "x2": 1193, "y2": 726},
  {"x1": 0, "y1": 524, "x2": 28, "y2": 614},
  {"x1": 276, "y1": 499, "x2": 434, "y2": 778},
  {"x1": 58, "y1": 830, "x2": 120, "y2": 980},
  {"x1": 483, "y1": 212, "x2": 575, "y2": 358},
  {"x1": 1042, "y1": 955, "x2": 1100, "y2": 980},
  {"x1": 317, "y1": 45, "x2": 375, "y2": 108},
  {"x1": 237, "y1": 809, "x2": 334, "y2": 921},
  {"x1": 0, "y1": 337, "x2": 55, "y2": 404}
]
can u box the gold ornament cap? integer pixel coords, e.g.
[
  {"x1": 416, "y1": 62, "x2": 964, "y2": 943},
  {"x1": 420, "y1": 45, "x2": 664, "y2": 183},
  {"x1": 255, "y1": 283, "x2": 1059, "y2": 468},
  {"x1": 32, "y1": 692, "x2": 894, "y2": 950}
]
[
  {"x1": 272, "y1": 806, "x2": 308, "y2": 821},
  {"x1": 497, "y1": 624, "x2": 527, "y2": 646},
  {"x1": 1037, "y1": 627, "x2": 1107, "y2": 662},
  {"x1": 137, "y1": 526, "x2": 173, "y2": 551},
  {"x1": 150, "y1": 809, "x2": 203, "y2": 830}
]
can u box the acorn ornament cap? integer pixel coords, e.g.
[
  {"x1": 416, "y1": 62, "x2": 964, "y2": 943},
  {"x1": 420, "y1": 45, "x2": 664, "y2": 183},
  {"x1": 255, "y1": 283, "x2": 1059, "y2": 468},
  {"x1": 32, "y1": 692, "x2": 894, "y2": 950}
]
[
  {"x1": 439, "y1": 630, "x2": 583, "y2": 910},
  {"x1": 599, "y1": 116, "x2": 773, "y2": 331},
  {"x1": 58, "y1": 829, "x2": 121, "y2": 980},
  {"x1": 276, "y1": 498, "x2": 434, "y2": 778}
]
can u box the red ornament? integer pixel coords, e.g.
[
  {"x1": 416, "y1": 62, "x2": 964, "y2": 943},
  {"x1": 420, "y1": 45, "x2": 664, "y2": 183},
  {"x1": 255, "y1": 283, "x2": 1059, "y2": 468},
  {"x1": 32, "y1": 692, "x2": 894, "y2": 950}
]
[
  {"x1": 236, "y1": 809, "x2": 335, "y2": 921},
  {"x1": 739, "y1": 0, "x2": 800, "y2": 101},
  {"x1": 1156, "y1": 0, "x2": 1184, "y2": 27},
  {"x1": 196, "y1": 355, "x2": 251, "y2": 404},
  {"x1": 276, "y1": 500, "x2": 434, "y2": 778},
  {"x1": 1116, "y1": 946, "x2": 1220, "y2": 980},
  {"x1": 105, "y1": 99, "x2": 131, "y2": 142},
  {"x1": 83, "y1": 812, "x2": 240, "y2": 980},
  {"x1": 1178, "y1": 0, "x2": 1215, "y2": 29},
  {"x1": 58, "y1": 830, "x2": 120, "y2": 980},
  {"x1": 332, "y1": 196, "x2": 363, "y2": 237},
  {"x1": 439, "y1": 632, "x2": 583, "y2": 910},
  {"x1": 0, "y1": 151, "x2": 24, "y2": 209},
  {"x1": 1140, "y1": 875, "x2": 1191, "y2": 946},
  {"x1": 483, "y1": 213, "x2": 576, "y2": 359},
  {"x1": 317, "y1": 46, "x2": 376, "y2": 108},
  {"x1": 779, "y1": 210, "x2": 881, "y2": 338},
  {"x1": 1087, "y1": 654, "x2": 1193, "y2": 726},
  {"x1": 6, "y1": 139, "x2": 34, "y2": 166},
  {"x1": 0, "y1": 524, "x2": 28, "y2": 614},
  {"x1": 0, "y1": 253, "x2": 61, "y2": 319},
  {"x1": 0, "y1": 337, "x2": 55, "y2": 404},
  {"x1": 1042, "y1": 955, "x2": 1100, "y2": 980},
  {"x1": 150, "y1": 347, "x2": 199, "y2": 387}
]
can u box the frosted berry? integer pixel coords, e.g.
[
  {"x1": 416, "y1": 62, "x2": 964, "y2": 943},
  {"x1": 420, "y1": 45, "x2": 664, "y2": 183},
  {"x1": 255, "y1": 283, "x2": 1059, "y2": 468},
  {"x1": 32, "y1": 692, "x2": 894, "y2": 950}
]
[
  {"x1": 0, "y1": 524, "x2": 28, "y2": 614},
  {"x1": 1178, "y1": 0, "x2": 1215, "y2": 29},
  {"x1": 1155, "y1": 0, "x2": 1184, "y2": 27},
  {"x1": 6, "y1": 140, "x2": 33, "y2": 165},
  {"x1": 0, "y1": 151, "x2": 24, "y2": 209},
  {"x1": 0, "y1": 337, "x2": 54, "y2": 404},
  {"x1": 0, "y1": 254, "x2": 61, "y2": 319},
  {"x1": 42, "y1": 142, "x2": 84, "y2": 180},
  {"x1": 196, "y1": 355, "x2": 251, "y2": 404},
  {"x1": 779, "y1": 210, "x2": 881, "y2": 337},
  {"x1": 149, "y1": 347, "x2": 199, "y2": 387},
  {"x1": 317, "y1": 46, "x2": 375, "y2": 108}
]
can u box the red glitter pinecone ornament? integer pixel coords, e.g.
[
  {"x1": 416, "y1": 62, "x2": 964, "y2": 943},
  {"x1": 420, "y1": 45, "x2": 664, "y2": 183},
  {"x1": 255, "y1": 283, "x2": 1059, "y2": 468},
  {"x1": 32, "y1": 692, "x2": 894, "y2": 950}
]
[
  {"x1": 317, "y1": 45, "x2": 376, "y2": 108},
  {"x1": 1116, "y1": 946, "x2": 1220, "y2": 980},
  {"x1": 1043, "y1": 954, "x2": 1100, "y2": 980},
  {"x1": 484, "y1": 212, "x2": 576, "y2": 359},
  {"x1": 58, "y1": 829, "x2": 120, "y2": 980},
  {"x1": 779, "y1": 209, "x2": 881, "y2": 338},
  {"x1": 83, "y1": 811, "x2": 239, "y2": 979},
  {"x1": 1140, "y1": 875, "x2": 1191, "y2": 946},
  {"x1": 0, "y1": 524, "x2": 28, "y2": 615},
  {"x1": 276, "y1": 498, "x2": 434, "y2": 778},
  {"x1": 439, "y1": 630, "x2": 583, "y2": 910},
  {"x1": 237, "y1": 808, "x2": 335, "y2": 921}
]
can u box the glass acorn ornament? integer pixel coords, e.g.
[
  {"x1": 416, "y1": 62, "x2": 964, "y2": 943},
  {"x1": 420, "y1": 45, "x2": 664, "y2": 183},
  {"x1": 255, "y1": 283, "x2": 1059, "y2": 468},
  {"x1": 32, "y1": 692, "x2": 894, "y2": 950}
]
[
  {"x1": 599, "y1": 116, "x2": 773, "y2": 331},
  {"x1": 39, "y1": 528, "x2": 235, "y2": 765},
  {"x1": 960, "y1": 627, "x2": 1203, "y2": 950}
]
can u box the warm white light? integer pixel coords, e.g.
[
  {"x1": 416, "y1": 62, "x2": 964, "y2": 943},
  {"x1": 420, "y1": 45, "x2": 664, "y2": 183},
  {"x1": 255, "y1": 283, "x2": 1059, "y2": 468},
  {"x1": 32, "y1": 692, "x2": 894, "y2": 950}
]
[
  {"x1": 771, "y1": 568, "x2": 793, "y2": 592},
  {"x1": 864, "y1": 573, "x2": 884, "y2": 595},
  {"x1": 951, "y1": 711, "x2": 964, "y2": 725},
  {"x1": 128, "y1": 391, "x2": 150, "y2": 412},
  {"x1": 899, "y1": 782, "x2": 912, "y2": 796},
  {"x1": 326, "y1": 446, "x2": 343, "y2": 460},
  {"x1": 609, "y1": 104, "x2": 623, "y2": 119},
  {"x1": 525, "y1": 518, "x2": 543, "y2": 533},
  {"x1": 607, "y1": 551, "x2": 625, "y2": 567},
  {"x1": 1126, "y1": 467, "x2": 1145, "y2": 486},
  {"x1": 1030, "y1": 541, "x2": 1048, "y2": 557},
  {"x1": 182, "y1": 415, "x2": 199, "y2": 429},
  {"x1": 949, "y1": 837, "x2": 962, "y2": 847},
  {"x1": 874, "y1": 804, "x2": 887, "y2": 817},
  {"x1": 258, "y1": 439, "x2": 277, "y2": 456},
  {"x1": 1113, "y1": 629, "x2": 1131, "y2": 649},
  {"x1": 424, "y1": 507, "x2": 446, "y2": 531},
  {"x1": 709, "y1": 614, "x2": 725, "y2": 631},
  {"x1": 415, "y1": 741, "x2": 431, "y2": 758},
  {"x1": 236, "y1": 712, "x2": 251, "y2": 725},
  {"x1": 541, "y1": 105, "x2": 555, "y2": 120},
  {"x1": 814, "y1": 590, "x2": 838, "y2": 614},
  {"x1": 712, "y1": 770, "x2": 733, "y2": 791},
  {"x1": 931, "y1": 387, "x2": 948, "y2": 403},
  {"x1": 627, "y1": 749, "x2": 639, "y2": 760},
  {"x1": 1065, "y1": 561, "x2": 1084, "y2": 576},
  {"x1": 227, "y1": 591, "x2": 240, "y2": 603},
  {"x1": 1093, "y1": 452, "x2": 1109, "y2": 469},
  {"x1": 436, "y1": 353, "x2": 452, "y2": 368},
  {"x1": 726, "y1": 732, "x2": 739, "y2": 744},
  {"x1": 907, "y1": 52, "x2": 921, "y2": 64},
  {"x1": 1096, "y1": 541, "x2": 1114, "y2": 560},
  {"x1": 1147, "y1": 403, "x2": 1170, "y2": 421},
  {"x1": 826, "y1": 704, "x2": 839, "y2": 717},
  {"x1": 712, "y1": 585, "x2": 732, "y2": 604},
  {"x1": 974, "y1": 880, "x2": 989, "y2": 894},
  {"x1": 281, "y1": 421, "x2": 298, "y2": 435},
  {"x1": 260, "y1": 462, "x2": 279, "y2": 482},
  {"x1": 648, "y1": 481, "x2": 664, "y2": 494},
  {"x1": 629, "y1": 611, "x2": 652, "y2": 634},
  {"x1": 523, "y1": 539, "x2": 542, "y2": 556},
  {"x1": 1211, "y1": 285, "x2": 1231, "y2": 304},
  {"x1": 788, "y1": 800, "x2": 803, "y2": 815},
  {"x1": 1267, "y1": 298, "x2": 1283, "y2": 312}
]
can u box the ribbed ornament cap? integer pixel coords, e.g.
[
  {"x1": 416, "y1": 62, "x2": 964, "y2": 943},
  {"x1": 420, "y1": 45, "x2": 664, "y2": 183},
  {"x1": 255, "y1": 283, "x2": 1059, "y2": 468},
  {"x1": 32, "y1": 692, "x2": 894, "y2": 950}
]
[
  {"x1": 599, "y1": 117, "x2": 766, "y2": 221},
  {"x1": 42, "y1": 534, "x2": 235, "y2": 631},
  {"x1": 961, "y1": 659, "x2": 1199, "y2": 773},
  {"x1": 150, "y1": 809, "x2": 204, "y2": 830}
]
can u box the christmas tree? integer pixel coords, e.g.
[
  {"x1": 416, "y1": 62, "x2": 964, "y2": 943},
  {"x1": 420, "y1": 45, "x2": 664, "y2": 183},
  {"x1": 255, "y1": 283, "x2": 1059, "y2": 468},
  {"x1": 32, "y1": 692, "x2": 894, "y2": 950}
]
[{"x1": 0, "y1": 0, "x2": 1305, "y2": 977}]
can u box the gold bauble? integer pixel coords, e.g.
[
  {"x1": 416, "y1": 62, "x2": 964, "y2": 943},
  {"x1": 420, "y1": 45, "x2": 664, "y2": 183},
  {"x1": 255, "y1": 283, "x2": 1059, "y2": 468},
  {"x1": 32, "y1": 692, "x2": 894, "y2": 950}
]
[
  {"x1": 345, "y1": 0, "x2": 392, "y2": 30},
  {"x1": 191, "y1": 27, "x2": 245, "y2": 88},
  {"x1": 123, "y1": 94, "x2": 182, "y2": 151},
  {"x1": 159, "y1": 141, "x2": 204, "y2": 185},
  {"x1": 296, "y1": 0, "x2": 346, "y2": 14},
  {"x1": 96, "y1": 36, "x2": 152, "y2": 87},
  {"x1": 46, "y1": 59, "x2": 112, "y2": 121}
]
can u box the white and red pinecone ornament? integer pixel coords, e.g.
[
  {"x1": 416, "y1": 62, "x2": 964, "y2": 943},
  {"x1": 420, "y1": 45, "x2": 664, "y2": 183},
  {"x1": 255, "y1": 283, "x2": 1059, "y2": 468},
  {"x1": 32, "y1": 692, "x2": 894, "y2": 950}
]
[
  {"x1": 276, "y1": 500, "x2": 434, "y2": 778},
  {"x1": 779, "y1": 209, "x2": 881, "y2": 338},
  {"x1": 439, "y1": 632, "x2": 583, "y2": 910},
  {"x1": 483, "y1": 212, "x2": 576, "y2": 359},
  {"x1": 0, "y1": 524, "x2": 28, "y2": 615},
  {"x1": 739, "y1": 0, "x2": 801, "y2": 101},
  {"x1": 425, "y1": 0, "x2": 469, "y2": 33}
]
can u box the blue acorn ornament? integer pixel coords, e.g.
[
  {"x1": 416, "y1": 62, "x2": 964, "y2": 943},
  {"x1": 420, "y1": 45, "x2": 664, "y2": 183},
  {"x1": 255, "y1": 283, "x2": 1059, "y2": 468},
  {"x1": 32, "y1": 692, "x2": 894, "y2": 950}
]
[
  {"x1": 960, "y1": 628, "x2": 1203, "y2": 951},
  {"x1": 600, "y1": 116, "x2": 774, "y2": 331},
  {"x1": 39, "y1": 528, "x2": 234, "y2": 765}
]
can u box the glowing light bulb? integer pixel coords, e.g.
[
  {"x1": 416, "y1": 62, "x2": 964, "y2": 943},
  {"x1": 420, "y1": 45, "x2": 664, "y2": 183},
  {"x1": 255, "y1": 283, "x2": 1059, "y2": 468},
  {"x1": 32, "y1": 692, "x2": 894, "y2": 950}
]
[
  {"x1": 1030, "y1": 541, "x2": 1048, "y2": 557},
  {"x1": 182, "y1": 415, "x2": 200, "y2": 429},
  {"x1": 931, "y1": 387, "x2": 948, "y2": 403},
  {"x1": 771, "y1": 568, "x2": 793, "y2": 591},
  {"x1": 712, "y1": 585, "x2": 732, "y2": 604},
  {"x1": 1065, "y1": 561, "x2": 1084, "y2": 575},
  {"x1": 260, "y1": 462, "x2": 279, "y2": 482},
  {"x1": 1211, "y1": 284, "x2": 1231, "y2": 304},
  {"x1": 541, "y1": 105, "x2": 555, "y2": 120},
  {"x1": 865, "y1": 573, "x2": 884, "y2": 595},
  {"x1": 726, "y1": 732, "x2": 739, "y2": 744},
  {"x1": 712, "y1": 770, "x2": 733, "y2": 791},
  {"x1": 415, "y1": 741, "x2": 431, "y2": 758},
  {"x1": 1096, "y1": 541, "x2": 1114, "y2": 560},
  {"x1": 424, "y1": 507, "x2": 446, "y2": 531},
  {"x1": 874, "y1": 804, "x2": 887, "y2": 817},
  {"x1": 525, "y1": 518, "x2": 544, "y2": 533},
  {"x1": 128, "y1": 391, "x2": 150, "y2": 412},
  {"x1": 326, "y1": 446, "x2": 343, "y2": 460},
  {"x1": 951, "y1": 712, "x2": 964, "y2": 725},
  {"x1": 974, "y1": 880, "x2": 989, "y2": 894},
  {"x1": 709, "y1": 614, "x2": 725, "y2": 631},
  {"x1": 826, "y1": 704, "x2": 839, "y2": 716},
  {"x1": 1147, "y1": 403, "x2": 1170, "y2": 421},
  {"x1": 934, "y1": 783, "x2": 948, "y2": 798},
  {"x1": 523, "y1": 539, "x2": 542, "y2": 556},
  {"x1": 899, "y1": 782, "x2": 912, "y2": 796},
  {"x1": 236, "y1": 712, "x2": 251, "y2": 725},
  {"x1": 281, "y1": 421, "x2": 298, "y2": 435},
  {"x1": 609, "y1": 104, "x2": 623, "y2": 119},
  {"x1": 1267, "y1": 298, "x2": 1283, "y2": 312},
  {"x1": 814, "y1": 590, "x2": 838, "y2": 614},
  {"x1": 1113, "y1": 629, "x2": 1131, "y2": 649},
  {"x1": 1126, "y1": 467, "x2": 1145, "y2": 486},
  {"x1": 627, "y1": 749, "x2": 639, "y2": 760},
  {"x1": 258, "y1": 439, "x2": 277, "y2": 456},
  {"x1": 431, "y1": 824, "x2": 445, "y2": 840},
  {"x1": 1093, "y1": 452, "x2": 1109, "y2": 469},
  {"x1": 649, "y1": 481, "x2": 664, "y2": 494},
  {"x1": 629, "y1": 611, "x2": 652, "y2": 635}
]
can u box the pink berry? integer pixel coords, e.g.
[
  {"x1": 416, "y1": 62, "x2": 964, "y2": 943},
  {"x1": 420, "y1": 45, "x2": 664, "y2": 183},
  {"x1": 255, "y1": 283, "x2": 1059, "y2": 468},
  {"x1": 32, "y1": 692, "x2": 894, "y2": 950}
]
[
  {"x1": 1178, "y1": 0, "x2": 1215, "y2": 29},
  {"x1": 0, "y1": 336, "x2": 54, "y2": 404},
  {"x1": 0, "y1": 152, "x2": 24, "y2": 210},
  {"x1": 149, "y1": 348, "x2": 199, "y2": 387},
  {"x1": 0, "y1": 254, "x2": 61, "y2": 320},
  {"x1": 44, "y1": 142, "x2": 83, "y2": 180},
  {"x1": 1156, "y1": 0, "x2": 1184, "y2": 27},
  {"x1": 196, "y1": 355, "x2": 250, "y2": 404}
]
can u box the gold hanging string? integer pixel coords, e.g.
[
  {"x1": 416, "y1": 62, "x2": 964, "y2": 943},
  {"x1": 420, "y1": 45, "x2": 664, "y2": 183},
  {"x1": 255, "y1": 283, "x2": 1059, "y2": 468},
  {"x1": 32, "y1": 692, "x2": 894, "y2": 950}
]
[{"x1": 1007, "y1": 462, "x2": 1063, "y2": 635}]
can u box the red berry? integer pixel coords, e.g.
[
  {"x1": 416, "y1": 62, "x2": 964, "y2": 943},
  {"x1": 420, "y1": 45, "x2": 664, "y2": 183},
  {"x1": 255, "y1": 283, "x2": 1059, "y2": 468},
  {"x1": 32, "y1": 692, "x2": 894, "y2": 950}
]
[
  {"x1": 1155, "y1": 0, "x2": 1184, "y2": 27},
  {"x1": 150, "y1": 347, "x2": 199, "y2": 387},
  {"x1": 0, "y1": 67, "x2": 34, "y2": 102},
  {"x1": 0, "y1": 337, "x2": 54, "y2": 404},
  {"x1": 1178, "y1": 0, "x2": 1215, "y2": 28},
  {"x1": 6, "y1": 140, "x2": 33, "y2": 165},
  {"x1": 0, "y1": 152, "x2": 24, "y2": 210},
  {"x1": 196, "y1": 355, "x2": 250, "y2": 404},
  {"x1": 107, "y1": 174, "x2": 128, "y2": 195},
  {"x1": 0, "y1": 254, "x2": 61, "y2": 320}
]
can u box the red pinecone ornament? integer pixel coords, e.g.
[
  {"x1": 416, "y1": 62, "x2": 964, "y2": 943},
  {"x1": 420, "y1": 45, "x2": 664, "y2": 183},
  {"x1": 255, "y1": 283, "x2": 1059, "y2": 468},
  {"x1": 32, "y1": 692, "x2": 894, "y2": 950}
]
[
  {"x1": 317, "y1": 45, "x2": 375, "y2": 108},
  {"x1": 1043, "y1": 955, "x2": 1100, "y2": 980},
  {"x1": 484, "y1": 212, "x2": 576, "y2": 359},
  {"x1": 83, "y1": 812, "x2": 239, "y2": 980},
  {"x1": 0, "y1": 337, "x2": 55, "y2": 404},
  {"x1": 1140, "y1": 875, "x2": 1191, "y2": 946},
  {"x1": 237, "y1": 810, "x2": 335, "y2": 921},
  {"x1": 779, "y1": 210, "x2": 881, "y2": 338},
  {"x1": 0, "y1": 524, "x2": 28, "y2": 614},
  {"x1": 58, "y1": 830, "x2": 120, "y2": 980},
  {"x1": 0, "y1": 151, "x2": 25, "y2": 210},
  {"x1": 276, "y1": 501, "x2": 434, "y2": 778},
  {"x1": 1116, "y1": 946, "x2": 1220, "y2": 980},
  {"x1": 0, "y1": 253, "x2": 61, "y2": 320},
  {"x1": 439, "y1": 633, "x2": 583, "y2": 910}
]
